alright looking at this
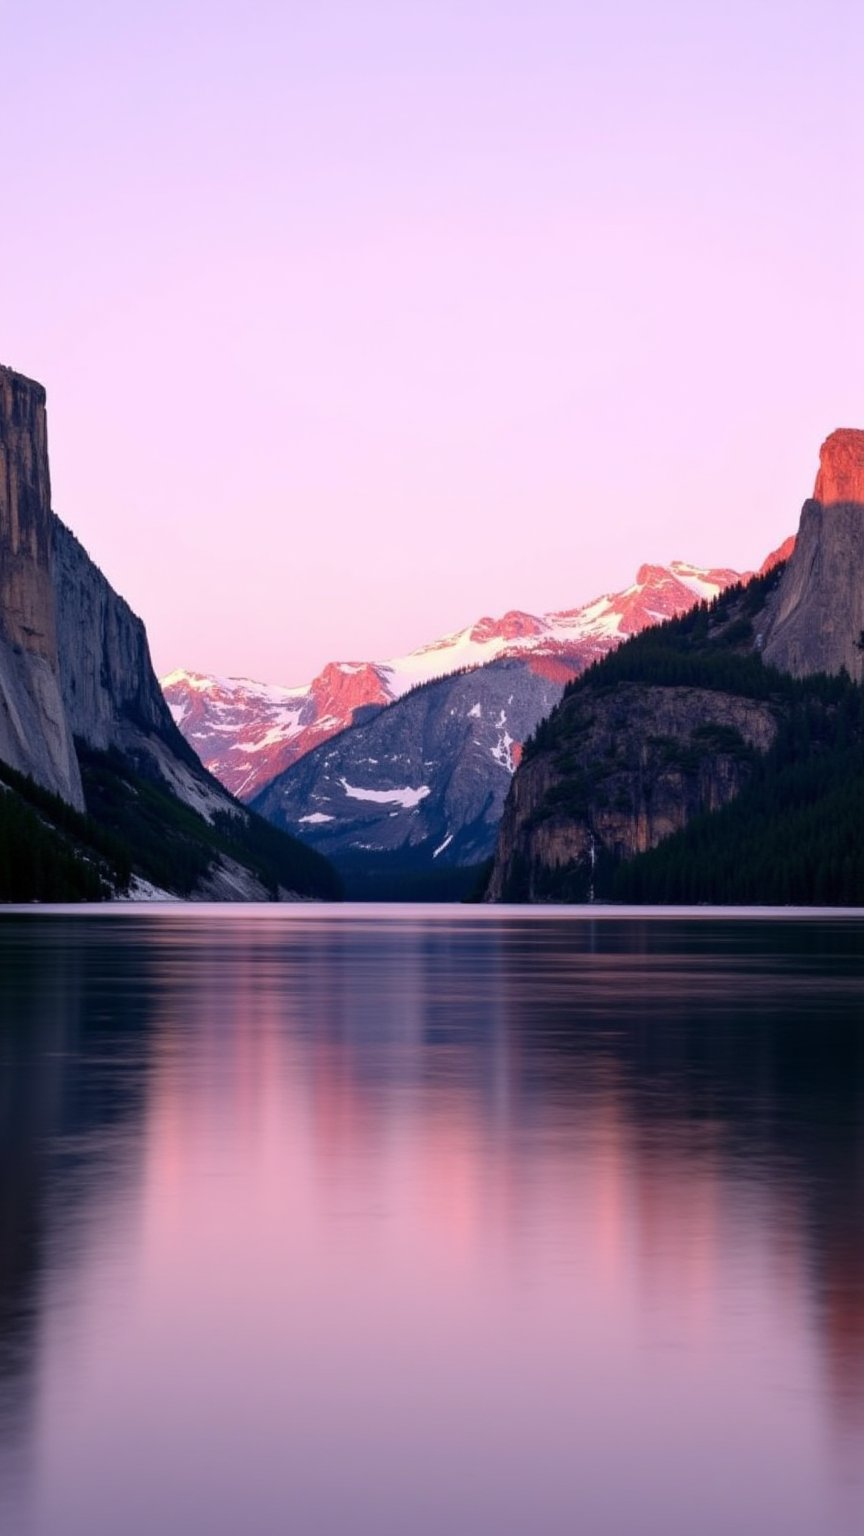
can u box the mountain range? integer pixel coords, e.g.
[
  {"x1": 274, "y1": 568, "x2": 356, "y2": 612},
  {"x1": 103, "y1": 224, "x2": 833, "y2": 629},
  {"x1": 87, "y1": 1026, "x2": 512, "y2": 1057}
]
[
  {"x1": 164, "y1": 557, "x2": 785, "y2": 801},
  {"x1": 165, "y1": 544, "x2": 793, "y2": 897},
  {"x1": 4, "y1": 357, "x2": 857, "y2": 908}
]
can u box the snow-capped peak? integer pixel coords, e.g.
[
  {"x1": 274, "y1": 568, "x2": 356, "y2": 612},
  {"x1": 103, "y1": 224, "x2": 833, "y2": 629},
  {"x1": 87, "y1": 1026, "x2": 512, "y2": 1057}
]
[{"x1": 162, "y1": 544, "x2": 792, "y2": 800}]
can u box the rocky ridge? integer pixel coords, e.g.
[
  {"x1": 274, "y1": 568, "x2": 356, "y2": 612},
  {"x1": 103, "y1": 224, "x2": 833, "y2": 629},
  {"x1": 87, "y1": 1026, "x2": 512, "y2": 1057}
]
[{"x1": 163, "y1": 660, "x2": 392, "y2": 801}]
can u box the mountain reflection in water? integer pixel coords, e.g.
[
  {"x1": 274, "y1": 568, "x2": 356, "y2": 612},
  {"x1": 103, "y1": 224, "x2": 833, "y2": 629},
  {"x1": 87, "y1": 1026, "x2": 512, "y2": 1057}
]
[{"x1": 0, "y1": 909, "x2": 862, "y2": 1536}]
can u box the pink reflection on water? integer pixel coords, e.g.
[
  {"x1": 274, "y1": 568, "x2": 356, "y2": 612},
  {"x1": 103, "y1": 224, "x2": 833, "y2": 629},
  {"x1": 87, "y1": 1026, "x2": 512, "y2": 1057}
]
[{"x1": 0, "y1": 912, "x2": 858, "y2": 1536}]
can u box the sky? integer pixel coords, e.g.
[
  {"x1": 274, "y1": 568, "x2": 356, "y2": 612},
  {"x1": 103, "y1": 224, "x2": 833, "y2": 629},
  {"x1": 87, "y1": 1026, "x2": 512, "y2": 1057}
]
[{"x1": 2, "y1": 1, "x2": 863, "y2": 683}]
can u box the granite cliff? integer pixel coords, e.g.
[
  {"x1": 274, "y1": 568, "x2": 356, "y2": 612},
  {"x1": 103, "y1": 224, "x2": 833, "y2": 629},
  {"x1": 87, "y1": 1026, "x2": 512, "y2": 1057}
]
[
  {"x1": 762, "y1": 430, "x2": 864, "y2": 681},
  {"x1": 51, "y1": 519, "x2": 231, "y2": 819},
  {"x1": 486, "y1": 681, "x2": 778, "y2": 901},
  {"x1": 0, "y1": 368, "x2": 83, "y2": 807},
  {"x1": 0, "y1": 364, "x2": 338, "y2": 901},
  {"x1": 0, "y1": 364, "x2": 231, "y2": 821}
]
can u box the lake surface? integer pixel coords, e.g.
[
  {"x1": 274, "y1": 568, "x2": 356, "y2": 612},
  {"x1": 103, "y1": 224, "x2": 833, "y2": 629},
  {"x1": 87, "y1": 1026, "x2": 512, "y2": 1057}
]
[{"x1": 0, "y1": 906, "x2": 862, "y2": 1536}]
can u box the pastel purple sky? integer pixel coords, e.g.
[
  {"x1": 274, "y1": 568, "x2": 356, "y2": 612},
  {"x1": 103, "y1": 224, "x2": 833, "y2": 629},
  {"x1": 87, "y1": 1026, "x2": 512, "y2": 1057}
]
[{"x1": 3, "y1": 1, "x2": 863, "y2": 682}]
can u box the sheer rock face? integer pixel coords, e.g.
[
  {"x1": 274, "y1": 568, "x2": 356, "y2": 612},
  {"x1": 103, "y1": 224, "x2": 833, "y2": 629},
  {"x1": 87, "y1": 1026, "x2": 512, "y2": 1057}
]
[
  {"x1": 0, "y1": 369, "x2": 53, "y2": 658},
  {"x1": 0, "y1": 364, "x2": 338, "y2": 900},
  {"x1": 0, "y1": 367, "x2": 83, "y2": 806},
  {"x1": 0, "y1": 365, "x2": 230, "y2": 821},
  {"x1": 486, "y1": 685, "x2": 778, "y2": 901},
  {"x1": 812, "y1": 428, "x2": 864, "y2": 507},
  {"x1": 53, "y1": 520, "x2": 182, "y2": 751},
  {"x1": 763, "y1": 429, "x2": 864, "y2": 681}
]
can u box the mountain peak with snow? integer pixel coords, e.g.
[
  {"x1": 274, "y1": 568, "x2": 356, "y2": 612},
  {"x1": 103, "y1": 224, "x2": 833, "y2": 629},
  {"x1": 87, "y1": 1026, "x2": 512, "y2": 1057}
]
[
  {"x1": 162, "y1": 546, "x2": 793, "y2": 800},
  {"x1": 469, "y1": 611, "x2": 549, "y2": 644}
]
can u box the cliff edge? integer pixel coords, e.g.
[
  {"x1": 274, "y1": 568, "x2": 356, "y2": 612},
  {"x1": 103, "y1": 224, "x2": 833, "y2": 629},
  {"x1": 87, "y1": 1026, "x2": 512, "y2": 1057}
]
[
  {"x1": 0, "y1": 364, "x2": 339, "y2": 901},
  {"x1": 763, "y1": 429, "x2": 864, "y2": 681}
]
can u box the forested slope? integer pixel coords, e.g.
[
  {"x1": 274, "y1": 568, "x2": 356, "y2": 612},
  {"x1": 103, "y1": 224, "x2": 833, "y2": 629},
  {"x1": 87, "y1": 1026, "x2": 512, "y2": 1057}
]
[{"x1": 488, "y1": 567, "x2": 864, "y2": 905}]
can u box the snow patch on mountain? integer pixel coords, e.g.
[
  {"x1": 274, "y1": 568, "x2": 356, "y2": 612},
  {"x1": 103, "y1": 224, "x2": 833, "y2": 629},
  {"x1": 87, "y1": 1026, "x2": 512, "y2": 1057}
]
[
  {"x1": 490, "y1": 711, "x2": 517, "y2": 772},
  {"x1": 163, "y1": 547, "x2": 791, "y2": 802},
  {"x1": 252, "y1": 661, "x2": 569, "y2": 874},
  {"x1": 340, "y1": 780, "x2": 431, "y2": 809}
]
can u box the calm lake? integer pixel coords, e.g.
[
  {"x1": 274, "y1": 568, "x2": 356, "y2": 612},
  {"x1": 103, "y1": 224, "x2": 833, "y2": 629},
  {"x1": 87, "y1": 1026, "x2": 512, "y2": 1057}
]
[{"x1": 0, "y1": 906, "x2": 862, "y2": 1536}]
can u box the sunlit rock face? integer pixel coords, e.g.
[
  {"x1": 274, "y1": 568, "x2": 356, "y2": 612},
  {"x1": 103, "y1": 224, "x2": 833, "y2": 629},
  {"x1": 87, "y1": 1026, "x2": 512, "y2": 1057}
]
[
  {"x1": 763, "y1": 428, "x2": 864, "y2": 681},
  {"x1": 813, "y1": 428, "x2": 864, "y2": 507},
  {"x1": 0, "y1": 366, "x2": 84, "y2": 807},
  {"x1": 759, "y1": 534, "x2": 796, "y2": 574},
  {"x1": 166, "y1": 560, "x2": 755, "y2": 801}
]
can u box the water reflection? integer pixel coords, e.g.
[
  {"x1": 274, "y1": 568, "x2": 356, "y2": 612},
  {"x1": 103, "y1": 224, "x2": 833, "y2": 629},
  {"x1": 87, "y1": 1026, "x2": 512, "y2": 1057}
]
[{"x1": 0, "y1": 909, "x2": 862, "y2": 1536}]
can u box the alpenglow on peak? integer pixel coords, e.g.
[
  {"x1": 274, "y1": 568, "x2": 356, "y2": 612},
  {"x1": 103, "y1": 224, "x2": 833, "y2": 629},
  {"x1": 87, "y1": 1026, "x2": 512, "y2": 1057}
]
[{"x1": 813, "y1": 428, "x2": 864, "y2": 507}]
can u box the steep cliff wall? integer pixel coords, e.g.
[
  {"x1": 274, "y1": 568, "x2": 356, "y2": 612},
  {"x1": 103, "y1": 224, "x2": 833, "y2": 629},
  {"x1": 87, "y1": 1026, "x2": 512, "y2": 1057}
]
[
  {"x1": 0, "y1": 364, "x2": 219, "y2": 815},
  {"x1": 1, "y1": 363, "x2": 339, "y2": 900},
  {"x1": 52, "y1": 517, "x2": 243, "y2": 824},
  {"x1": 762, "y1": 430, "x2": 864, "y2": 681},
  {"x1": 53, "y1": 520, "x2": 178, "y2": 748},
  {"x1": 486, "y1": 683, "x2": 778, "y2": 900},
  {"x1": 0, "y1": 367, "x2": 84, "y2": 807},
  {"x1": 0, "y1": 363, "x2": 234, "y2": 821}
]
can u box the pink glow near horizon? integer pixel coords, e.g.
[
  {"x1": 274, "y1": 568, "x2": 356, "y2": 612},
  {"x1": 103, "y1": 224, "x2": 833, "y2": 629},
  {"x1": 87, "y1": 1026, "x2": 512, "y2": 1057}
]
[{"x1": 3, "y1": 1, "x2": 864, "y2": 682}]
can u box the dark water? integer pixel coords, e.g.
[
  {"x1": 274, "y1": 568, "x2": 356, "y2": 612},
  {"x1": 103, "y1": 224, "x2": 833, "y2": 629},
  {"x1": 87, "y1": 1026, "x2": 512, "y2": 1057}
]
[{"x1": 0, "y1": 907, "x2": 863, "y2": 1536}]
